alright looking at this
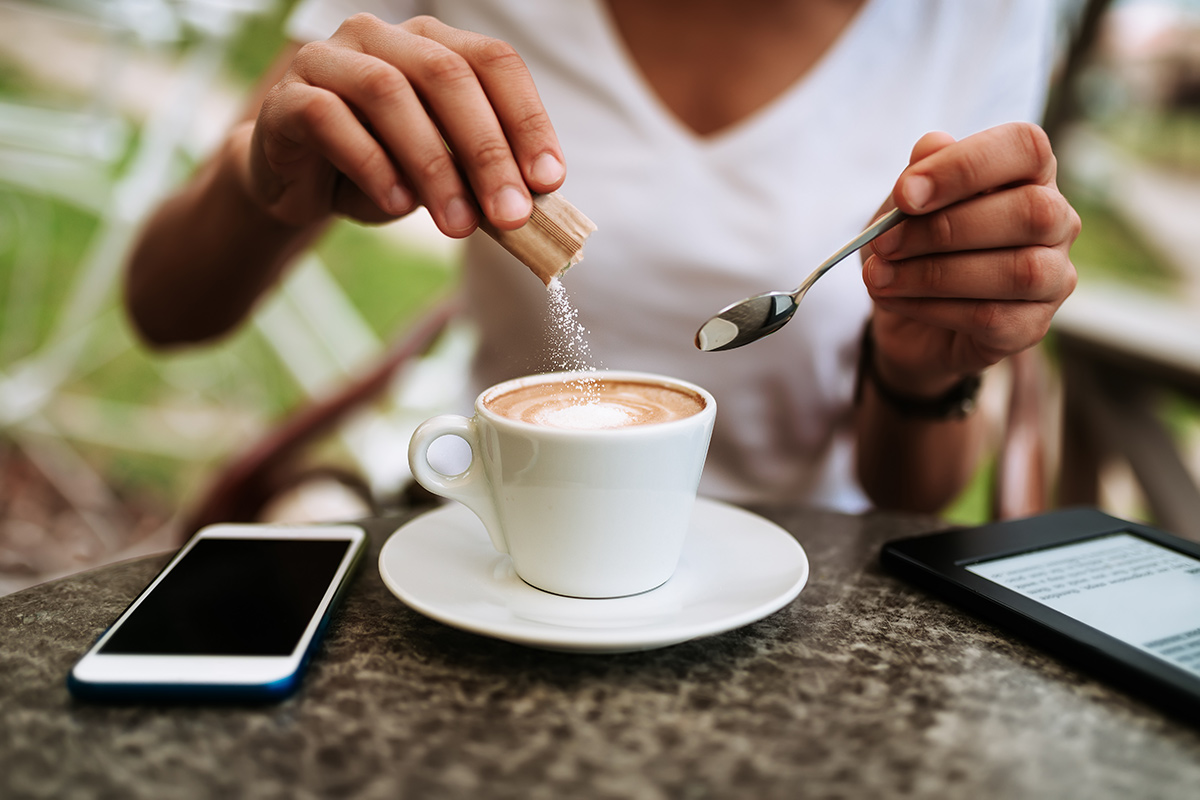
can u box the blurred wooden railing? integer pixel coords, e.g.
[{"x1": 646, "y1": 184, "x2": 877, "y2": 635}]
[{"x1": 1054, "y1": 283, "x2": 1200, "y2": 541}]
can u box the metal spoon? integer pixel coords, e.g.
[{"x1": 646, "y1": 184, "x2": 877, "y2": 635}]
[{"x1": 695, "y1": 207, "x2": 908, "y2": 352}]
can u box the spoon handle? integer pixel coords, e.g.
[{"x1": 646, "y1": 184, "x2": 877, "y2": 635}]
[{"x1": 794, "y1": 207, "x2": 908, "y2": 295}]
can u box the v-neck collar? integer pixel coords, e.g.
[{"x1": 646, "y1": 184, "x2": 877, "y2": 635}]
[{"x1": 586, "y1": 0, "x2": 884, "y2": 153}]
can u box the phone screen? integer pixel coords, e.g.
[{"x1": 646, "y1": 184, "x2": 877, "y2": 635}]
[
  {"x1": 99, "y1": 538, "x2": 353, "y2": 657},
  {"x1": 965, "y1": 533, "x2": 1200, "y2": 678}
]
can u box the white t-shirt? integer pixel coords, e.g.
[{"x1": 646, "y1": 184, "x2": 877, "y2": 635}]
[{"x1": 286, "y1": 0, "x2": 1057, "y2": 510}]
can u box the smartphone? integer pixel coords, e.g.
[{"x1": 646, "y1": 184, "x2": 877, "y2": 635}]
[
  {"x1": 881, "y1": 507, "x2": 1200, "y2": 719},
  {"x1": 68, "y1": 523, "x2": 367, "y2": 703}
]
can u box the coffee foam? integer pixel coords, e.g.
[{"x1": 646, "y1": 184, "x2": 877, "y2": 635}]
[
  {"x1": 486, "y1": 379, "x2": 704, "y2": 430},
  {"x1": 536, "y1": 401, "x2": 634, "y2": 429}
]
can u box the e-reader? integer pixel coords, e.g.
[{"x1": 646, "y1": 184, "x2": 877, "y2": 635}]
[{"x1": 881, "y1": 507, "x2": 1200, "y2": 719}]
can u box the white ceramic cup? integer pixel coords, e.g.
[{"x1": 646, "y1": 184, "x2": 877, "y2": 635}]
[{"x1": 407, "y1": 370, "x2": 716, "y2": 598}]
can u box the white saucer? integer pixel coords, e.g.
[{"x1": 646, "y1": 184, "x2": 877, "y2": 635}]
[{"x1": 378, "y1": 497, "x2": 809, "y2": 653}]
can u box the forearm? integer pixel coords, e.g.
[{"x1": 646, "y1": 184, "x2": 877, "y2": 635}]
[
  {"x1": 855, "y1": 379, "x2": 987, "y2": 513},
  {"x1": 124, "y1": 121, "x2": 325, "y2": 348},
  {"x1": 853, "y1": 321, "x2": 988, "y2": 512}
]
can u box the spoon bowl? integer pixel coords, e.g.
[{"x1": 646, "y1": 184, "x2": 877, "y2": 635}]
[{"x1": 695, "y1": 208, "x2": 907, "y2": 352}]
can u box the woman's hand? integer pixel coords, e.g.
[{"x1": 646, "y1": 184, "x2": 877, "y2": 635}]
[
  {"x1": 244, "y1": 13, "x2": 566, "y2": 234},
  {"x1": 862, "y1": 122, "x2": 1080, "y2": 396}
]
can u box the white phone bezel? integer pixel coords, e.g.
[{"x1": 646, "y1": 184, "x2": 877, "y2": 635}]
[{"x1": 70, "y1": 524, "x2": 366, "y2": 688}]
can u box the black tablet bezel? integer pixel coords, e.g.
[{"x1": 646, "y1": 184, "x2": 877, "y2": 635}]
[{"x1": 881, "y1": 507, "x2": 1200, "y2": 721}]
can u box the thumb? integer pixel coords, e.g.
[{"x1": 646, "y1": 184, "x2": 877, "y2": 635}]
[
  {"x1": 908, "y1": 130, "x2": 957, "y2": 165},
  {"x1": 890, "y1": 130, "x2": 958, "y2": 215}
]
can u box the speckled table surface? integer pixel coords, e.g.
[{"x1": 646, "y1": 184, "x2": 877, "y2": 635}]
[{"x1": 3, "y1": 503, "x2": 1198, "y2": 800}]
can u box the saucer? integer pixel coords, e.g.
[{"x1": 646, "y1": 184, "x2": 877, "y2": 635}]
[{"x1": 378, "y1": 497, "x2": 809, "y2": 653}]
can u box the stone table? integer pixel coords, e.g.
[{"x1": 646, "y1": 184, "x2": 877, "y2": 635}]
[{"x1": 2, "y1": 504, "x2": 1198, "y2": 799}]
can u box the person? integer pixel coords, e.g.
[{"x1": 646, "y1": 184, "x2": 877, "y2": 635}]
[{"x1": 125, "y1": 0, "x2": 1079, "y2": 514}]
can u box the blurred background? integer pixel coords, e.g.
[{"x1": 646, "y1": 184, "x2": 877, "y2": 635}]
[{"x1": 1, "y1": 0, "x2": 1199, "y2": 594}]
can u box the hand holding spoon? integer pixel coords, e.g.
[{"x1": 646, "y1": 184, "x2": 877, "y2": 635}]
[{"x1": 695, "y1": 207, "x2": 908, "y2": 352}]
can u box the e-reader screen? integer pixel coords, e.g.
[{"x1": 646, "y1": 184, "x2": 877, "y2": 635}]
[{"x1": 965, "y1": 533, "x2": 1200, "y2": 678}]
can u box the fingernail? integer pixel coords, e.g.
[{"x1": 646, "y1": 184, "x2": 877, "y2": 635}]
[
  {"x1": 874, "y1": 225, "x2": 901, "y2": 257},
  {"x1": 492, "y1": 185, "x2": 531, "y2": 224},
  {"x1": 445, "y1": 197, "x2": 476, "y2": 232},
  {"x1": 869, "y1": 256, "x2": 895, "y2": 289},
  {"x1": 389, "y1": 184, "x2": 414, "y2": 213},
  {"x1": 903, "y1": 175, "x2": 934, "y2": 211},
  {"x1": 530, "y1": 152, "x2": 564, "y2": 186}
]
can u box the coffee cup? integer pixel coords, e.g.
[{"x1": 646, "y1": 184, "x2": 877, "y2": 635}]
[{"x1": 407, "y1": 370, "x2": 716, "y2": 598}]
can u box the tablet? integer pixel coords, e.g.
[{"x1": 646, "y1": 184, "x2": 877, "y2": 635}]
[{"x1": 881, "y1": 507, "x2": 1200, "y2": 719}]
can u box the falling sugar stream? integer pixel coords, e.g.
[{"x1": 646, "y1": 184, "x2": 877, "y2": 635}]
[{"x1": 545, "y1": 277, "x2": 601, "y2": 404}]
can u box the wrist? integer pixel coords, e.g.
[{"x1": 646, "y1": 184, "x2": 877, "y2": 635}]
[
  {"x1": 872, "y1": 349, "x2": 964, "y2": 400},
  {"x1": 855, "y1": 320, "x2": 982, "y2": 420}
]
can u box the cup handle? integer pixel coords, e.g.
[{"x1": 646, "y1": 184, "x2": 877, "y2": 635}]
[{"x1": 407, "y1": 415, "x2": 508, "y2": 555}]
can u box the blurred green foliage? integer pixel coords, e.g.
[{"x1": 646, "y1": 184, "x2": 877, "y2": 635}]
[
  {"x1": 1066, "y1": 191, "x2": 1179, "y2": 291},
  {"x1": 0, "y1": 196, "x2": 98, "y2": 356},
  {"x1": 225, "y1": 0, "x2": 301, "y2": 84},
  {"x1": 1101, "y1": 110, "x2": 1200, "y2": 176},
  {"x1": 0, "y1": 188, "x2": 454, "y2": 503},
  {"x1": 315, "y1": 222, "x2": 457, "y2": 340}
]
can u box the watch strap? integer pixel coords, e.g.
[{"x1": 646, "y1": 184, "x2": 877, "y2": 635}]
[{"x1": 856, "y1": 320, "x2": 982, "y2": 420}]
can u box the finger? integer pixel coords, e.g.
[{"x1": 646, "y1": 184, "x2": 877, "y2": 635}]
[
  {"x1": 907, "y1": 130, "x2": 956, "y2": 165},
  {"x1": 291, "y1": 37, "x2": 481, "y2": 236},
  {"x1": 859, "y1": 133, "x2": 957, "y2": 231},
  {"x1": 256, "y1": 80, "x2": 412, "y2": 222},
  {"x1": 872, "y1": 296, "x2": 1058, "y2": 357},
  {"x1": 891, "y1": 122, "x2": 1057, "y2": 215},
  {"x1": 875, "y1": 294, "x2": 1062, "y2": 342},
  {"x1": 864, "y1": 245, "x2": 1075, "y2": 304},
  {"x1": 393, "y1": 31, "x2": 534, "y2": 229},
  {"x1": 411, "y1": 17, "x2": 566, "y2": 194},
  {"x1": 872, "y1": 183, "x2": 1078, "y2": 260},
  {"x1": 333, "y1": 171, "x2": 419, "y2": 223}
]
